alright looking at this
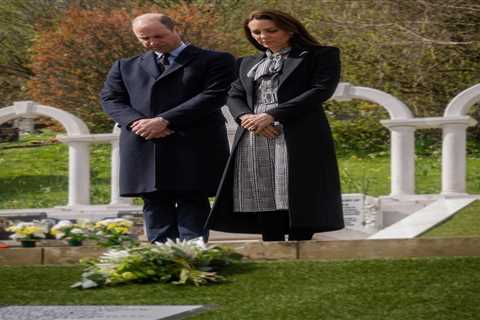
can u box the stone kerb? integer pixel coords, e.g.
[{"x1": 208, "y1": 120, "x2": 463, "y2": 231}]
[
  {"x1": 333, "y1": 83, "x2": 416, "y2": 197},
  {"x1": 2, "y1": 237, "x2": 480, "y2": 266}
]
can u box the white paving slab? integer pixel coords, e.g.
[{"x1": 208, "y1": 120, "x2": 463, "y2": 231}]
[
  {"x1": 369, "y1": 198, "x2": 475, "y2": 239},
  {"x1": 0, "y1": 305, "x2": 205, "y2": 320}
]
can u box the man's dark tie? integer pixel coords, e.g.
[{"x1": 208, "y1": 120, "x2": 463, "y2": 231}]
[
  {"x1": 159, "y1": 53, "x2": 170, "y2": 66},
  {"x1": 155, "y1": 53, "x2": 170, "y2": 73},
  {"x1": 156, "y1": 53, "x2": 170, "y2": 73}
]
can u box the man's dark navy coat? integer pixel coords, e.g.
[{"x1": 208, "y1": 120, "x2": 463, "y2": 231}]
[{"x1": 100, "y1": 45, "x2": 235, "y2": 196}]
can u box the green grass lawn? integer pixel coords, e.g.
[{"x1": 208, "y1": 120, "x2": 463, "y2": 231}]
[
  {"x1": 1, "y1": 130, "x2": 480, "y2": 208},
  {"x1": 421, "y1": 200, "x2": 480, "y2": 238},
  {"x1": 0, "y1": 130, "x2": 112, "y2": 208},
  {"x1": 0, "y1": 257, "x2": 479, "y2": 319}
]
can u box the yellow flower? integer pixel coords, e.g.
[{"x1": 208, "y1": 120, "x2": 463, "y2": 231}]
[
  {"x1": 7, "y1": 222, "x2": 46, "y2": 240},
  {"x1": 112, "y1": 226, "x2": 128, "y2": 234},
  {"x1": 121, "y1": 272, "x2": 137, "y2": 280}
]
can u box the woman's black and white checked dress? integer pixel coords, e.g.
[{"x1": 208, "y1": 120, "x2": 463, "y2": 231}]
[{"x1": 233, "y1": 49, "x2": 290, "y2": 212}]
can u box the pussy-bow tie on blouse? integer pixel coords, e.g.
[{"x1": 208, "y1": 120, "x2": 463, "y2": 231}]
[{"x1": 247, "y1": 47, "x2": 292, "y2": 81}]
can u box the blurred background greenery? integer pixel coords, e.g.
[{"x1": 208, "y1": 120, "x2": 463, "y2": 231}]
[
  {"x1": 1, "y1": 0, "x2": 479, "y2": 207},
  {"x1": 1, "y1": 0, "x2": 479, "y2": 150}
]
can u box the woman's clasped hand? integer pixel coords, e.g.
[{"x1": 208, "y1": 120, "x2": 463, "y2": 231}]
[{"x1": 239, "y1": 113, "x2": 280, "y2": 139}]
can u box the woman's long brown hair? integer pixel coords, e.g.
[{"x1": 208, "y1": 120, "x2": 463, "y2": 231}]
[{"x1": 244, "y1": 9, "x2": 321, "y2": 51}]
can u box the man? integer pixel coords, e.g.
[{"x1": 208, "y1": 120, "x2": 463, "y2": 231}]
[{"x1": 100, "y1": 13, "x2": 235, "y2": 242}]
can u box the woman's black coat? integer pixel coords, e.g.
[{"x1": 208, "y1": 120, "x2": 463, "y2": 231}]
[{"x1": 206, "y1": 45, "x2": 344, "y2": 233}]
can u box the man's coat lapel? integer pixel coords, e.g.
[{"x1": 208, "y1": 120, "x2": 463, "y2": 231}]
[{"x1": 139, "y1": 45, "x2": 200, "y2": 81}]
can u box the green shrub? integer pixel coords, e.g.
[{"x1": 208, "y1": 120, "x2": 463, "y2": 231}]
[{"x1": 327, "y1": 101, "x2": 390, "y2": 156}]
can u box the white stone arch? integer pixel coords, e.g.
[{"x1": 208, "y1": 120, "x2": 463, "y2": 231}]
[
  {"x1": 0, "y1": 101, "x2": 91, "y2": 207},
  {"x1": 0, "y1": 101, "x2": 90, "y2": 135},
  {"x1": 440, "y1": 84, "x2": 480, "y2": 195},
  {"x1": 333, "y1": 83, "x2": 414, "y2": 119},
  {"x1": 332, "y1": 83, "x2": 415, "y2": 196},
  {"x1": 444, "y1": 83, "x2": 480, "y2": 117}
]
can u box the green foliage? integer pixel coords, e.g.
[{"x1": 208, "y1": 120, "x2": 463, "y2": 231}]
[
  {"x1": 0, "y1": 0, "x2": 62, "y2": 105},
  {"x1": 415, "y1": 130, "x2": 443, "y2": 157},
  {"x1": 72, "y1": 239, "x2": 244, "y2": 289},
  {"x1": 213, "y1": 0, "x2": 480, "y2": 142},
  {"x1": 50, "y1": 220, "x2": 93, "y2": 242},
  {"x1": 0, "y1": 131, "x2": 69, "y2": 208},
  {"x1": 3, "y1": 130, "x2": 480, "y2": 208},
  {"x1": 91, "y1": 218, "x2": 136, "y2": 248},
  {"x1": 327, "y1": 101, "x2": 390, "y2": 156},
  {"x1": 0, "y1": 130, "x2": 115, "y2": 208},
  {"x1": 0, "y1": 0, "x2": 159, "y2": 107},
  {"x1": 1, "y1": 0, "x2": 479, "y2": 145},
  {"x1": 326, "y1": 100, "x2": 475, "y2": 157},
  {"x1": 27, "y1": 2, "x2": 235, "y2": 132},
  {"x1": 338, "y1": 156, "x2": 389, "y2": 196}
]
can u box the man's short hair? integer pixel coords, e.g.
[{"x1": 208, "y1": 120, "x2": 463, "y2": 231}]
[{"x1": 132, "y1": 13, "x2": 176, "y2": 31}]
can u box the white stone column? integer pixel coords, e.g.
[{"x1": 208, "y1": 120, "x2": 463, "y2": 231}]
[
  {"x1": 66, "y1": 141, "x2": 91, "y2": 206},
  {"x1": 385, "y1": 125, "x2": 416, "y2": 196},
  {"x1": 14, "y1": 115, "x2": 36, "y2": 133},
  {"x1": 441, "y1": 122, "x2": 469, "y2": 195},
  {"x1": 109, "y1": 138, "x2": 133, "y2": 206}
]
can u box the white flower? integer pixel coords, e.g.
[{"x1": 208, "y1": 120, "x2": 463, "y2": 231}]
[
  {"x1": 55, "y1": 220, "x2": 74, "y2": 228},
  {"x1": 80, "y1": 279, "x2": 98, "y2": 289},
  {"x1": 35, "y1": 220, "x2": 51, "y2": 233},
  {"x1": 100, "y1": 249, "x2": 131, "y2": 264},
  {"x1": 7, "y1": 221, "x2": 47, "y2": 239},
  {"x1": 32, "y1": 231, "x2": 46, "y2": 238},
  {"x1": 192, "y1": 237, "x2": 207, "y2": 250},
  {"x1": 70, "y1": 228, "x2": 84, "y2": 235},
  {"x1": 54, "y1": 232, "x2": 66, "y2": 239},
  {"x1": 155, "y1": 237, "x2": 207, "y2": 258}
]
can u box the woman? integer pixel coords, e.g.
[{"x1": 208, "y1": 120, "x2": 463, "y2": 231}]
[{"x1": 206, "y1": 9, "x2": 344, "y2": 241}]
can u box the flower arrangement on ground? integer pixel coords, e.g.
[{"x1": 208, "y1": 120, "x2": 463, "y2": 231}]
[
  {"x1": 72, "y1": 237, "x2": 243, "y2": 289},
  {"x1": 6, "y1": 221, "x2": 48, "y2": 247},
  {"x1": 39, "y1": 218, "x2": 60, "y2": 239},
  {"x1": 92, "y1": 218, "x2": 135, "y2": 248},
  {"x1": 50, "y1": 219, "x2": 93, "y2": 246}
]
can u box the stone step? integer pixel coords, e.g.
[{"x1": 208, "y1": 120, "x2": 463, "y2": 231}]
[{"x1": 1, "y1": 237, "x2": 480, "y2": 266}]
